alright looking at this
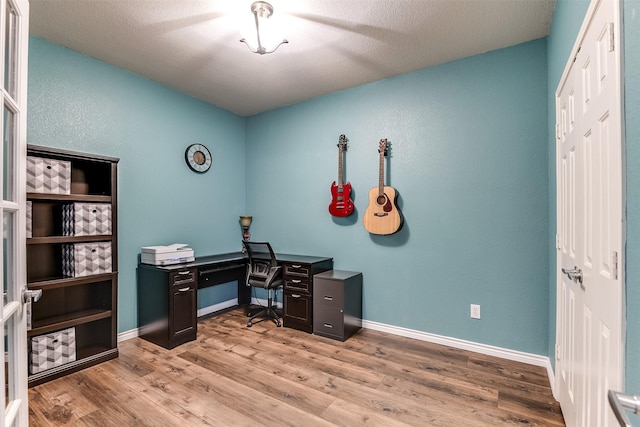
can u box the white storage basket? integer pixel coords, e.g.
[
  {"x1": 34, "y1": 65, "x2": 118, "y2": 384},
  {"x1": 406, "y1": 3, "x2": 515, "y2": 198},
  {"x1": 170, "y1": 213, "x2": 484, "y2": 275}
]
[
  {"x1": 29, "y1": 327, "x2": 76, "y2": 374},
  {"x1": 26, "y1": 156, "x2": 71, "y2": 195},
  {"x1": 26, "y1": 201, "x2": 32, "y2": 238},
  {"x1": 62, "y1": 203, "x2": 112, "y2": 236},
  {"x1": 62, "y1": 242, "x2": 112, "y2": 277}
]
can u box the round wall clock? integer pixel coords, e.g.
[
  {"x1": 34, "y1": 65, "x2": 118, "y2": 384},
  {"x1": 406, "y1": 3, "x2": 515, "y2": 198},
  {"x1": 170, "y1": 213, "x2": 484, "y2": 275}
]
[{"x1": 185, "y1": 143, "x2": 212, "y2": 173}]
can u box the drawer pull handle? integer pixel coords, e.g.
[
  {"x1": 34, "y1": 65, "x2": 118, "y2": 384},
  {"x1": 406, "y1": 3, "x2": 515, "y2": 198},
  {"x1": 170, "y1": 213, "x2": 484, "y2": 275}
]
[
  {"x1": 177, "y1": 287, "x2": 190, "y2": 292},
  {"x1": 324, "y1": 296, "x2": 333, "y2": 301},
  {"x1": 178, "y1": 271, "x2": 191, "y2": 275},
  {"x1": 291, "y1": 279, "x2": 301, "y2": 283},
  {"x1": 291, "y1": 264, "x2": 301, "y2": 268},
  {"x1": 291, "y1": 294, "x2": 301, "y2": 298},
  {"x1": 323, "y1": 323, "x2": 333, "y2": 328}
]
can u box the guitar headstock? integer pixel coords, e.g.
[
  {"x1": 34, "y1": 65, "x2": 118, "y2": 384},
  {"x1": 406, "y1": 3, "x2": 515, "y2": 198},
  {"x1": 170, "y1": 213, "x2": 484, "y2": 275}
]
[
  {"x1": 378, "y1": 138, "x2": 388, "y2": 156},
  {"x1": 338, "y1": 134, "x2": 348, "y2": 151}
]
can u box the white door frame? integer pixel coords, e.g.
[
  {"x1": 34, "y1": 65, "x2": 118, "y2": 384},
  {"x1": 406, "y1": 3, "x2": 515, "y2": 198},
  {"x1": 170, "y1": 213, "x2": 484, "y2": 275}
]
[
  {"x1": 554, "y1": 0, "x2": 625, "y2": 421},
  {"x1": 1, "y1": 0, "x2": 29, "y2": 425}
]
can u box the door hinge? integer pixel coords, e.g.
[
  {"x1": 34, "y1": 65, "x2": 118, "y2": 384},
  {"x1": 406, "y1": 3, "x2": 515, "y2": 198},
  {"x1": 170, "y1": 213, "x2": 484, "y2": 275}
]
[
  {"x1": 609, "y1": 22, "x2": 615, "y2": 52},
  {"x1": 556, "y1": 343, "x2": 561, "y2": 361},
  {"x1": 556, "y1": 234, "x2": 561, "y2": 250},
  {"x1": 555, "y1": 123, "x2": 561, "y2": 140},
  {"x1": 612, "y1": 251, "x2": 619, "y2": 279}
]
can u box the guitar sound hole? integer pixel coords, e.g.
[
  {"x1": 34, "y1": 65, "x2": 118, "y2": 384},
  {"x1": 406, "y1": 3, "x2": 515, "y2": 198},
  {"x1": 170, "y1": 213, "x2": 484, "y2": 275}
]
[{"x1": 376, "y1": 195, "x2": 387, "y2": 205}]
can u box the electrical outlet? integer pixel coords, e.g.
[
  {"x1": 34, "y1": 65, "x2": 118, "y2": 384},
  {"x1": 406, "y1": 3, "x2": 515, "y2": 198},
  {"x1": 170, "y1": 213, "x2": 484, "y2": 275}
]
[{"x1": 470, "y1": 304, "x2": 481, "y2": 319}]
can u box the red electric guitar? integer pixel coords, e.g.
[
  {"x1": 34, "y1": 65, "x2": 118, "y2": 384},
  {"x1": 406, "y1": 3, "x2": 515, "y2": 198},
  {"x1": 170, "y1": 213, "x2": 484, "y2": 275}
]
[
  {"x1": 328, "y1": 134, "x2": 355, "y2": 217},
  {"x1": 363, "y1": 138, "x2": 402, "y2": 235}
]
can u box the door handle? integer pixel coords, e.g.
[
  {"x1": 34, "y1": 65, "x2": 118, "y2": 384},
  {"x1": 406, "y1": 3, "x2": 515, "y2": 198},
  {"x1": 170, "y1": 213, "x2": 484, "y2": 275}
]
[
  {"x1": 562, "y1": 266, "x2": 583, "y2": 286},
  {"x1": 608, "y1": 390, "x2": 637, "y2": 427},
  {"x1": 22, "y1": 288, "x2": 43, "y2": 331},
  {"x1": 23, "y1": 288, "x2": 42, "y2": 303}
]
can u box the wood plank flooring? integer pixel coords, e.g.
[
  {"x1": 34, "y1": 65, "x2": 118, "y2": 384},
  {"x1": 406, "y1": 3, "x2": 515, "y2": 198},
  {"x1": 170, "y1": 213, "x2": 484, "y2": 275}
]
[{"x1": 29, "y1": 308, "x2": 565, "y2": 426}]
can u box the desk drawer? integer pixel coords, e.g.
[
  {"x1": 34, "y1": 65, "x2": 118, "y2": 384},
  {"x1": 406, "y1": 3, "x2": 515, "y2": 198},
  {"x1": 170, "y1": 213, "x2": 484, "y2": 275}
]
[
  {"x1": 283, "y1": 291, "x2": 312, "y2": 329},
  {"x1": 283, "y1": 263, "x2": 310, "y2": 277},
  {"x1": 171, "y1": 269, "x2": 196, "y2": 286},
  {"x1": 284, "y1": 277, "x2": 311, "y2": 293}
]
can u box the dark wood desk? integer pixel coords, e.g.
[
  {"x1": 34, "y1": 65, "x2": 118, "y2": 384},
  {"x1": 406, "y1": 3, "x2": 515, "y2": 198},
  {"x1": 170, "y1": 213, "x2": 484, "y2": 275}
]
[{"x1": 137, "y1": 251, "x2": 332, "y2": 348}]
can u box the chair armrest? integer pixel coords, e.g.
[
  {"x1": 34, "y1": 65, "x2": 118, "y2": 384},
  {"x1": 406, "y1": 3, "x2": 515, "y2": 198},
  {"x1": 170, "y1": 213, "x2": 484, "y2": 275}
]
[
  {"x1": 265, "y1": 266, "x2": 283, "y2": 285},
  {"x1": 246, "y1": 265, "x2": 282, "y2": 288}
]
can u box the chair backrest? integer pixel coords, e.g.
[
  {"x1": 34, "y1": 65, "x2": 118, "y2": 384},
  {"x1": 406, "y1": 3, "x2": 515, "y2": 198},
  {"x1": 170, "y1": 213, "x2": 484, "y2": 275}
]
[
  {"x1": 243, "y1": 241, "x2": 280, "y2": 288},
  {"x1": 243, "y1": 241, "x2": 277, "y2": 267}
]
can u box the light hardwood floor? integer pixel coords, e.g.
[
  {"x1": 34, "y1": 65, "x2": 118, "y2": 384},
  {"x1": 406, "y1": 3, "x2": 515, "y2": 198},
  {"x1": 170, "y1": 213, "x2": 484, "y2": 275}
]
[{"x1": 29, "y1": 309, "x2": 565, "y2": 426}]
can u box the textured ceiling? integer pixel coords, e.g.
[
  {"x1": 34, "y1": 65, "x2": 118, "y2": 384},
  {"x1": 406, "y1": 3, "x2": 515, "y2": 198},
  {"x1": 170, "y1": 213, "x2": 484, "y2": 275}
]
[{"x1": 29, "y1": 0, "x2": 556, "y2": 116}]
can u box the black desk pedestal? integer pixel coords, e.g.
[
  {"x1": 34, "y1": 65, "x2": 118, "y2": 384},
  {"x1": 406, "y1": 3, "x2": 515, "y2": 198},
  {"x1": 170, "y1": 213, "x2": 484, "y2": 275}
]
[
  {"x1": 137, "y1": 265, "x2": 198, "y2": 349},
  {"x1": 280, "y1": 255, "x2": 333, "y2": 333}
]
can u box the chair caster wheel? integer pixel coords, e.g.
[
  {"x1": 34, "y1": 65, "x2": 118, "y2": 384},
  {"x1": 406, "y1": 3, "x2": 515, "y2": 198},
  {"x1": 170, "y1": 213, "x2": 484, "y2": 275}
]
[
  {"x1": 247, "y1": 322, "x2": 252, "y2": 327},
  {"x1": 276, "y1": 320, "x2": 281, "y2": 327}
]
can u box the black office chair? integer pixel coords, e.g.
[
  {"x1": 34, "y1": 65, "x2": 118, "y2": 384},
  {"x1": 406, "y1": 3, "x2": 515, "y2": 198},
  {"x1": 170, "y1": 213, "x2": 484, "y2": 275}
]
[{"x1": 243, "y1": 241, "x2": 283, "y2": 327}]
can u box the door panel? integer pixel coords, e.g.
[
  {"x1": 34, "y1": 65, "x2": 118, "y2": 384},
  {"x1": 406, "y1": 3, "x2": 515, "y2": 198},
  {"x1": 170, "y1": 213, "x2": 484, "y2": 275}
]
[{"x1": 555, "y1": 0, "x2": 623, "y2": 425}]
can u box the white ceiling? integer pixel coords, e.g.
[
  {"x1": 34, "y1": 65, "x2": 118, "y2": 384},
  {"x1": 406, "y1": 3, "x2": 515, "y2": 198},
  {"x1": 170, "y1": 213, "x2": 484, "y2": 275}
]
[{"x1": 29, "y1": 0, "x2": 556, "y2": 117}]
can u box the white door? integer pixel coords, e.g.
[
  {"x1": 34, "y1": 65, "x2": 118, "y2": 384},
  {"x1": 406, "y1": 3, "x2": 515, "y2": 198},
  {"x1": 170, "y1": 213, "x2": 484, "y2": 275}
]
[
  {"x1": 0, "y1": 0, "x2": 29, "y2": 425},
  {"x1": 555, "y1": 0, "x2": 623, "y2": 426}
]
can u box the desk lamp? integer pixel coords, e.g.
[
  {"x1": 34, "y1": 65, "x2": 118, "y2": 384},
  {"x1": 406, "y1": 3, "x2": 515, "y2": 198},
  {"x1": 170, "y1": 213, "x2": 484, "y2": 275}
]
[{"x1": 240, "y1": 216, "x2": 253, "y2": 247}]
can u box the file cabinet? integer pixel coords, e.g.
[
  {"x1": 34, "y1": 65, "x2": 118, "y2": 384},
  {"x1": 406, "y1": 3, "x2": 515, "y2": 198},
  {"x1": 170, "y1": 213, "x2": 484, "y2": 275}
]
[{"x1": 313, "y1": 270, "x2": 362, "y2": 341}]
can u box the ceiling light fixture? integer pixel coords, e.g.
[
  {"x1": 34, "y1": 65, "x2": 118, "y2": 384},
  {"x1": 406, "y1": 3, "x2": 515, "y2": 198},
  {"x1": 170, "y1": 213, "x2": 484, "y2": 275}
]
[{"x1": 240, "y1": 1, "x2": 288, "y2": 55}]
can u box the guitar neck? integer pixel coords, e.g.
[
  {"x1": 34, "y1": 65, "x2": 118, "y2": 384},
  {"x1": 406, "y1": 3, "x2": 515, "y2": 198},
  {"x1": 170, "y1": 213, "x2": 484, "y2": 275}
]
[
  {"x1": 378, "y1": 149, "x2": 384, "y2": 196},
  {"x1": 337, "y1": 145, "x2": 344, "y2": 188}
]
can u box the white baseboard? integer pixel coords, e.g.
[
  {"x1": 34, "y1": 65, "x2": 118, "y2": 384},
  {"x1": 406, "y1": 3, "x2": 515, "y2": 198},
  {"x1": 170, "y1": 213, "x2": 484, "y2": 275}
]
[
  {"x1": 250, "y1": 296, "x2": 283, "y2": 309},
  {"x1": 362, "y1": 319, "x2": 557, "y2": 397},
  {"x1": 197, "y1": 298, "x2": 239, "y2": 318},
  {"x1": 118, "y1": 300, "x2": 556, "y2": 396},
  {"x1": 118, "y1": 327, "x2": 139, "y2": 342},
  {"x1": 117, "y1": 298, "x2": 279, "y2": 343}
]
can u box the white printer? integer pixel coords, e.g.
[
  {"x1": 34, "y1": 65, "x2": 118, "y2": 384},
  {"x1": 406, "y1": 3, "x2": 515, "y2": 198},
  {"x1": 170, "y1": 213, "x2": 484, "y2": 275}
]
[{"x1": 141, "y1": 243, "x2": 195, "y2": 266}]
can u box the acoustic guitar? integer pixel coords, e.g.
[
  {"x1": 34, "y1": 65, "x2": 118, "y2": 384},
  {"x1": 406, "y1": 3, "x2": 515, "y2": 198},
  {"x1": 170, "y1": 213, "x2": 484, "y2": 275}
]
[
  {"x1": 328, "y1": 134, "x2": 355, "y2": 217},
  {"x1": 363, "y1": 139, "x2": 402, "y2": 235}
]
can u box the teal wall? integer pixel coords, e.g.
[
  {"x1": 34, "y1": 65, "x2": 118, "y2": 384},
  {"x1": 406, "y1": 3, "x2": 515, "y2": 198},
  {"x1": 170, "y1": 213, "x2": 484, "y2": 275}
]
[
  {"x1": 623, "y1": 0, "x2": 640, "y2": 398},
  {"x1": 28, "y1": 26, "x2": 575, "y2": 359},
  {"x1": 245, "y1": 39, "x2": 549, "y2": 354},
  {"x1": 27, "y1": 37, "x2": 247, "y2": 332}
]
